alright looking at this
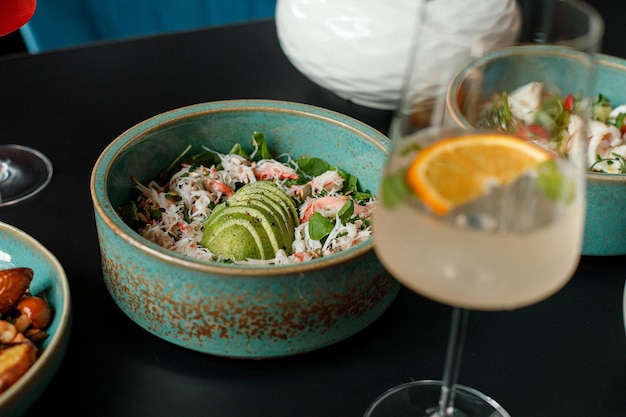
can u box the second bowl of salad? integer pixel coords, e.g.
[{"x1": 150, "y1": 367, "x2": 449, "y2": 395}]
[{"x1": 446, "y1": 46, "x2": 626, "y2": 256}]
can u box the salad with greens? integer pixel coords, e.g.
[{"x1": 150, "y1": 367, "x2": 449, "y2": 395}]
[
  {"x1": 477, "y1": 81, "x2": 626, "y2": 174},
  {"x1": 118, "y1": 132, "x2": 375, "y2": 264}
]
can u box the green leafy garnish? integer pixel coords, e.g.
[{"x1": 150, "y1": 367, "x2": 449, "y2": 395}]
[
  {"x1": 126, "y1": 131, "x2": 375, "y2": 253},
  {"x1": 156, "y1": 144, "x2": 192, "y2": 182},
  {"x1": 592, "y1": 93, "x2": 612, "y2": 123},
  {"x1": 479, "y1": 92, "x2": 517, "y2": 133},
  {"x1": 340, "y1": 170, "x2": 359, "y2": 195},
  {"x1": 537, "y1": 95, "x2": 569, "y2": 135},
  {"x1": 537, "y1": 160, "x2": 575, "y2": 203},
  {"x1": 307, "y1": 201, "x2": 354, "y2": 241},
  {"x1": 251, "y1": 131, "x2": 273, "y2": 160},
  {"x1": 614, "y1": 112, "x2": 626, "y2": 129},
  {"x1": 337, "y1": 200, "x2": 354, "y2": 224},
  {"x1": 296, "y1": 157, "x2": 331, "y2": 177},
  {"x1": 590, "y1": 152, "x2": 626, "y2": 173},
  {"x1": 380, "y1": 170, "x2": 412, "y2": 208},
  {"x1": 149, "y1": 207, "x2": 162, "y2": 222},
  {"x1": 118, "y1": 200, "x2": 138, "y2": 227},
  {"x1": 308, "y1": 212, "x2": 335, "y2": 241},
  {"x1": 228, "y1": 143, "x2": 250, "y2": 159}
]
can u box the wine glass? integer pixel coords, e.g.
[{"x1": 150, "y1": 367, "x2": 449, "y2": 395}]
[
  {"x1": 0, "y1": 0, "x2": 52, "y2": 207},
  {"x1": 365, "y1": 5, "x2": 598, "y2": 417},
  {"x1": 367, "y1": 47, "x2": 594, "y2": 415}
]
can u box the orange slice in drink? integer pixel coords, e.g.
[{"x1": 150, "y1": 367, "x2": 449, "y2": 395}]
[{"x1": 406, "y1": 133, "x2": 553, "y2": 215}]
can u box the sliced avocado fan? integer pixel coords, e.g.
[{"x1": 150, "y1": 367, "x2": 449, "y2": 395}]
[{"x1": 201, "y1": 181, "x2": 300, "y2": 261}]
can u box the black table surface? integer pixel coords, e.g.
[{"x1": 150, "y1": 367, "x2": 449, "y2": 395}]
[{"x1": 0, "y1": 17, "x2": 625, "y2": 417}]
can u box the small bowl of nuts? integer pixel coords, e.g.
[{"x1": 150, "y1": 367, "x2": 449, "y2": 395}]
[{"x1": 0, "y1": 221, "x2": 71, "y2": 417}]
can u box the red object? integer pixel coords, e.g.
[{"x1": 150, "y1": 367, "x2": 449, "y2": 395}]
[
  {"x1": 0, "y1": 0, "x2": 36, "y2": 37},
  {"x1": 563, "y1": 94, "x2": 575, "y2": 112},
  {"x1": 528, "y1": 124, "x2": 550, "y2": 138}
]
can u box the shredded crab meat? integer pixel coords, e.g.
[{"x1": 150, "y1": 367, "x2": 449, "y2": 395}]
[
  {"x1": 131, "y1": 151, "x2": 375, "y2": 265},
  {"x1": 217, "y1": 153, "x2": 257, "y2": 185},
  {"x1": 501, "y1": 82, "x2": 626, "y2": 173},
  {"x1": 508, "y1": 81, "x2": 544, "y2": 124},
  {"x1": 252, "y1": 159, "x2": 298, "y2": 180}
]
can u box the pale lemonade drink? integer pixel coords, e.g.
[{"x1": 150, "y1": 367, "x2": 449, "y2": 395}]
[{"x1": 373, "y1": 129, "x2": 585, "y2": 311}]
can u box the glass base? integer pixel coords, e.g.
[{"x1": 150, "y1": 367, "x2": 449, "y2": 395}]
[
  {"x1": 364, "y1": 380, "x2": 510, "y2": 417},
  {"x1": 0, "y1": 144, "x2": 53, "y2": 207}
]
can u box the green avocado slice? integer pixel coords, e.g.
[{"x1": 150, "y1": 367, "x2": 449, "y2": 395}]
[
  {"x1": 233, "y1": 181, "x2": 299, "y2": 226},
  {"x1": 229, "y1": 187, "x2": 296, "y2": 227},
  {"x1": 202, "y1": 209, "x2": 275, "y2": 260},
  {"x1": 201, "y1": 181, "x2": 300, "y2": 260},
  {"x1": 231, "y1": 195, "x2": 295, "y2": 245}
]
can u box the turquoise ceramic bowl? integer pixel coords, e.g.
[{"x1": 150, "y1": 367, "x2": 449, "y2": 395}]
[
  {"x1": 583, "y1": 54, "x2": 626, "y2": 255},
  {"x1": 0, "y1": 221, "x2": 71, "y2": 417},
  {"x1": 446, "y1": 46, "x2": 626, "y2": 256},
  {"x1": 90, "y1": 100, "x2": 400, "y2": 358}
]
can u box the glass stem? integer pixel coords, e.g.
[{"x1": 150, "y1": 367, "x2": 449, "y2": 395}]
[{"x1": 437, "y1": 307, "x2": 469, "y2": 417}]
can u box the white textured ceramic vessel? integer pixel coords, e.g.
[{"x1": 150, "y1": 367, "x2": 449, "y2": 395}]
[{"x1": 276, "y1": 0, "x2": 521, "y2": 110}]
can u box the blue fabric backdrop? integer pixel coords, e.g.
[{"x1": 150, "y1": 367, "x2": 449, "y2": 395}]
[{"x1": 20, "y1": 0, "x2": 277, "y2": 53}]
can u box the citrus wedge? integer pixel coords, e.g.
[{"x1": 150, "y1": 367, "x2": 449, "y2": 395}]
[{"x1": 406, "y1": 133, "x2": 553, "y2": 215}]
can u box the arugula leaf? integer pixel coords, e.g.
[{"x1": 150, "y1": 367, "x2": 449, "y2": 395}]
[
  {"x1": 228, "y1": 143, "x2": 249, "y2": 159},
  {"x1": 185, "y1": 149, "x2": 222, "y2": 167},
  {"x1": 149, "y1": 206, "x2": 161, "y2": 222},
  {"x1": 296, "y1": 157, "x2": 330, "y2": 177},
  {"x1": 354, "y1": 190, "x2": 374, "y2": 201},
  {"x1": 118, "y1": 200, "x2": 138, "y2": 227},
  {"x1": 338, "y1": 170, "x2": 357, "y2": 194},
  {"x1": 337, "y1": 200, "x2": 354, "y2": 224},
  {"x1": 156, "y1": 144, "x2": 192, "y2": 183},
  {"x1": 308, "y1": 212, "x2": 334, "y2": 241},
  {"x1": 252, "y1": 131, "x2": 273, "y2": 160},
  {"x1": 306, "y1": 201, "x2": 357, "y2": 242},
  {"x1": 380, "y1": 170, "x2": 412, "y2": 208}
]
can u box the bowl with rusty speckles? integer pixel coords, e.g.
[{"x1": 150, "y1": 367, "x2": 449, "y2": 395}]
[
  {"x1": 0, "y1": 221, "x2": 71, "y2": 417},
  {"x1": 89, "y1": 99, "x2": 400, "y2": 358}
]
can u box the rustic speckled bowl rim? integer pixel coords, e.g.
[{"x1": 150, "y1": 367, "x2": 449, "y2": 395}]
[
  {"x1": 0, "y1": 221, "x2": 71, "y2": 416},
  {"x1": 90, "y1": 99, "x2": 391, "y2": 277},
  {"x1": 586, "y1": 170, "x2": 626, "y2": 182}
]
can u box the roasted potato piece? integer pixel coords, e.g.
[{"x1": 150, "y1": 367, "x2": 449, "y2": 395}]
[
  {"x1": 0, "y1": 342, "x2": 37, "y2": 394},
  {"x1": 0, "y1": 268, "x2": 33, "y2": 314}
]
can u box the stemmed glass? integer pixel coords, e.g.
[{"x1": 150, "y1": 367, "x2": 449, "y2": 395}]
[
  {"x1": 365, "y1": 3, "x2": 598, "y2": 417},
  {"x1": 368, "y1": 53, "x2": 595, "y2": 416},
  {"x1": 0, "y1": 0, "x2": 52, "y2": 207},
  {"x1": 368, "y1": 118, "x2": 589, "y2": 416}
]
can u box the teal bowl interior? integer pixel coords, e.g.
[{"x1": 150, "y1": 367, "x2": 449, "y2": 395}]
[
  {"x1": 0, "y1": 221, "x2": 71, "y2": 417},
  {"x1": 90, "y1": 100, "x2": 399, "y2": 358},
  {"x1": 447, "y1": 47, "x2": 626, "y2": 256}
]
